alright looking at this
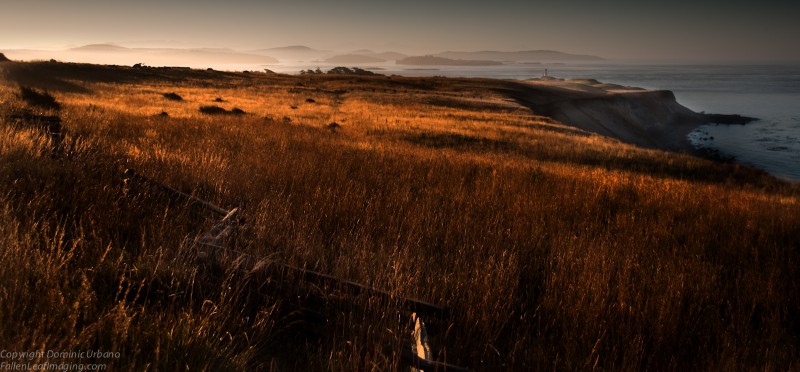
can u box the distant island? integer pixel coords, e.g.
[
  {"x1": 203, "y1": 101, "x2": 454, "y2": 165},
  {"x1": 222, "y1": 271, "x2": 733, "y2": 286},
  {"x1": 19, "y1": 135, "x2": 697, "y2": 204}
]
[
  {"x1": 350, "y1": 50, "x2": 407, "y2": 61},
  {"x1": 249, "y1": 45, "x2": 329, "y2": 62},
  {"x1": 396, "y1": 55, "x2": 503, "y2": 66},
  {"x1": 70, "y1": 43, "x2": 130, "y2": 52},
  {"x1": 434, "y1": 50, "x2": 603, "y2": 62},
  {"x1": 259, "y1": 45, "x2": 317, "y2": 52},
  {"x1": 63, "y1": 44, "x2": 280, "y2": 64},
  {"x1": 325, "y1": 54, "x2": 386, "y2": 64},
  {"x1": 2, "y1": 45, "x2": 605, "y2": 69}
]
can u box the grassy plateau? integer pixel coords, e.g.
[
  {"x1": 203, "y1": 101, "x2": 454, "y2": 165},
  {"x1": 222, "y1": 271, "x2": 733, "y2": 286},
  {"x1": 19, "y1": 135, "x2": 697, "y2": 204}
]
[{"x1": 0, "y1": 60, "x2": 799, "y2": 371}]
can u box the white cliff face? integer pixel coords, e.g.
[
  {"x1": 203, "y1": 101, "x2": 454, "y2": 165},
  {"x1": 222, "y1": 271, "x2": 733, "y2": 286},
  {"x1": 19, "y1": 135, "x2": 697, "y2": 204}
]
[
  {"x1": 513, "y1": 80, "x2": 750, "y2": 154},
  {"x1": 550, "y1": 90, "x2": 701, "y2": 151}
]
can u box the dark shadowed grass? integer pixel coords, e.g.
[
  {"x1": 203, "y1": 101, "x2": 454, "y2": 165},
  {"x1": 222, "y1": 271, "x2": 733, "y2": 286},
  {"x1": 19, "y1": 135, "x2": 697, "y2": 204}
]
[
  {"x1": 403, "y1": 131, "x2": 516, "y2": 152},
  {"x1": 19, "y1": 86, "x2": 61, "y2": 110}
]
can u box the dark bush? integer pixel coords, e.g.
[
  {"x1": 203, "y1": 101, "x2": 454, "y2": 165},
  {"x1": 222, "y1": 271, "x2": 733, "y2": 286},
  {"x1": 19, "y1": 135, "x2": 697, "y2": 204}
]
[
  {"x1": 199, "y1": 106, "x2": 246, "y2": 115},
  {"x1": 163, "y1": 92, "x2": 183, "y2": 101},
  {"x1": 0, "y1": 53, "x2": 10, "y2": 62},
  {"x1": 199, "y1": 105, "x2": 228, "y2": 115},
  {"x1": 326, "y1": 66, "x2": 381, "y2": 76}
]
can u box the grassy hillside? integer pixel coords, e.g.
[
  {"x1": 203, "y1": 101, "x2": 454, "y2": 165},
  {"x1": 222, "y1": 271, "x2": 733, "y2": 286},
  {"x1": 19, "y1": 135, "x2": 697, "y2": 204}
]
[{"x1": 1, "y1": 61, "x2": 798, "y2": 370}]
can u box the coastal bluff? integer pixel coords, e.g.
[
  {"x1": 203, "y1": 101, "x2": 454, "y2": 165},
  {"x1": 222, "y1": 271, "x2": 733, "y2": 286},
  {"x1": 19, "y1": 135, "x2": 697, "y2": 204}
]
[{"x1": 509, "y1": 78, "x2": 754, "y2": 153}]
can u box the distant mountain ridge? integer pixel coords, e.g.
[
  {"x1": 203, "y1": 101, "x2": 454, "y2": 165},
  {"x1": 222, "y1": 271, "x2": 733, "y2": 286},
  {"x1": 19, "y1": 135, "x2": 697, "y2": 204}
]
[
  {"x1": 325, "y1": 54, "x2": 386, "y2": 64},
  {"x1": 249, "y1": 45, "x2": 330, "y2": 62},
  {"x1": 262, "y1": 45, "x2": 317, "y2": 52},
  {"x1": 11, "y1": 44, "x2": 278, "y2": 66},
  {"x1": 5, "y1": 44, "x2": 604, "y2": 68},
  {"x1": 435, "y1": 50, "x2": 603, "y2": 62},
  {"x1": 397, "y1": 55, "x2": 503, "y2": 66},
  {"x1": 70, "y1": 44, "x2": 129, "y2": 52},
  {"x1": 350, "y1": 50, "x2": 407, "y2": 61}
]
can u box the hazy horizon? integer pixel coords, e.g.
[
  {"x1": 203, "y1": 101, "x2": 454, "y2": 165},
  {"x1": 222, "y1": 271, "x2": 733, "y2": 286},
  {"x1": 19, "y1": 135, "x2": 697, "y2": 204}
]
[{"x1": 1, "y1": 0, "x2": 799, "y2": 64}]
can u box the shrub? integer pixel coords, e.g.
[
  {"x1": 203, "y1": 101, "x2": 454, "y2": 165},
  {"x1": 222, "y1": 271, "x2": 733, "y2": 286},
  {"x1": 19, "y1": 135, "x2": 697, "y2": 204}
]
[
  {"x1": 326, "y1": 66, "x2": 381, "y2": 76},
  {"x1": 199, "y1": 105, "x2": 228, "y2": 115},
  {"x1": 163, "y1": 92, "x2": 183, "y2": 101},
  {"x1": 199, "y1": 106, "x2": 246, "y2": 115}
]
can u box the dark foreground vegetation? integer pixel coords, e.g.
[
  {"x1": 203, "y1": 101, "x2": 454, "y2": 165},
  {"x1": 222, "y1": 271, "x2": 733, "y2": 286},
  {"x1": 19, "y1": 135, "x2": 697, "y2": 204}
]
[{"x1": 1, "y1": 60, "x2": 799, "y2": 370}]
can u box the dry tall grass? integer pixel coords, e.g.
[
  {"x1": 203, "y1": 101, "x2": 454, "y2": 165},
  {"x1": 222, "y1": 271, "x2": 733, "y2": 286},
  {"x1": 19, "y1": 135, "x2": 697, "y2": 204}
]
[{"x1": 1, "y1": 61, "x2": 798, "y2": 370}]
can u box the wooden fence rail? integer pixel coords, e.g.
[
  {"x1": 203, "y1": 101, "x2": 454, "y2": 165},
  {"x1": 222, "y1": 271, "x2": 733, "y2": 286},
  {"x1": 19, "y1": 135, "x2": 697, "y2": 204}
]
[{"x1": 122, "y1": 168, "x2": 468, "y2": 371}]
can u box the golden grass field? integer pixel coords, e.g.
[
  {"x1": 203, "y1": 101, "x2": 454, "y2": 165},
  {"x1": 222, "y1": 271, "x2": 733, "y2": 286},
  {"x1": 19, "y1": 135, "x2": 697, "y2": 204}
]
[{"x1": 1, "y1": 60, "x2": 799, "y2": 370}]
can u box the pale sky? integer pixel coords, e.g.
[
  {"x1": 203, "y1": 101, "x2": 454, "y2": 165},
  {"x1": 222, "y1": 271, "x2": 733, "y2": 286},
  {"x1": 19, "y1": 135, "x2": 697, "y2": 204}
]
[{"x1": 1, "y1": 0, "x2": 798, "y2": 62}]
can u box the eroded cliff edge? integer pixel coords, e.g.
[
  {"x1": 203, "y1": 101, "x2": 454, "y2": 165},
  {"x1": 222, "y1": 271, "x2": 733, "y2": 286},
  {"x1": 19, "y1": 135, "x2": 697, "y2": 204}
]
[{"x1": 505, "y1": 79, "x2": 755, "y2": 154}]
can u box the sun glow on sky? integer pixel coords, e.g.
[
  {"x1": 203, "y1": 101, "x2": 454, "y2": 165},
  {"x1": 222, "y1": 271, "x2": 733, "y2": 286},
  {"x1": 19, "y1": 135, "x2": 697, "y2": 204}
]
[{"x1": 1, "y1": 0, "x2": 798, "y2": 62}]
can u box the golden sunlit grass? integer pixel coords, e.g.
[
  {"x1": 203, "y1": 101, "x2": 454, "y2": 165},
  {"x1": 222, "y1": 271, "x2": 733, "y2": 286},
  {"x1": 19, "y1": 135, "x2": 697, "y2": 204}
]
[{"x1": 1, "y1": 61, "x2": 799, "y2": 370}]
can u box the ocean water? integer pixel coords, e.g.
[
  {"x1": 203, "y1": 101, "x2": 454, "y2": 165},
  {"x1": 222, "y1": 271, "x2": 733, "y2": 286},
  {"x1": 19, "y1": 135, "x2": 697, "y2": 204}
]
[{"x1": 266, "y1": 62, "x2": 800, "y2": 182}]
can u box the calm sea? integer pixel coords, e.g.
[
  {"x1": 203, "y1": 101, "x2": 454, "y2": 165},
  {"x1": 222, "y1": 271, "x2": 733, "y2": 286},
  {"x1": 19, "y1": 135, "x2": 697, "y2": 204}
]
[{"x1": 265, "y1": 63, "x2": 800, "y2": 182}]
